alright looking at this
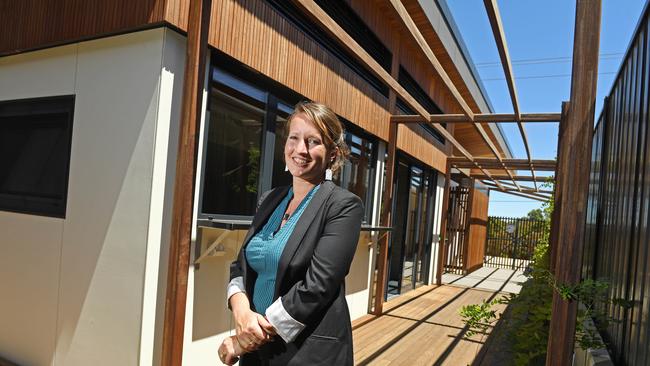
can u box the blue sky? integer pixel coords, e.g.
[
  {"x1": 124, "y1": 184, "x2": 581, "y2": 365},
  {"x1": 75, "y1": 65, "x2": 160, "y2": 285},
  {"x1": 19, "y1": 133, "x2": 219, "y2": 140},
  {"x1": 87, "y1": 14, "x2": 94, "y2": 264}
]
[{"x1": 443, "y1": 0, "x2": 647, "y2": 217}]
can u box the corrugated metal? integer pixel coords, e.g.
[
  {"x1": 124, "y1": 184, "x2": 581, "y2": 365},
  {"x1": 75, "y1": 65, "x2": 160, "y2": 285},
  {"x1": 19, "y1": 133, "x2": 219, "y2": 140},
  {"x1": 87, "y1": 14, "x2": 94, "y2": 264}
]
[{"x1": 583, "y1": 9, "x2": 650, "y2": 365}]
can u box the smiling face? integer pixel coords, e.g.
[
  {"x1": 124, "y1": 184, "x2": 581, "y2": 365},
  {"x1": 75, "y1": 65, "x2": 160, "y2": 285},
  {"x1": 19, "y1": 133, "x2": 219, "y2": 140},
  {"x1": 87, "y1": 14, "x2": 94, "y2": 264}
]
[{"x1": 285, "y1": 113, "x2": 336, "y2": 184}]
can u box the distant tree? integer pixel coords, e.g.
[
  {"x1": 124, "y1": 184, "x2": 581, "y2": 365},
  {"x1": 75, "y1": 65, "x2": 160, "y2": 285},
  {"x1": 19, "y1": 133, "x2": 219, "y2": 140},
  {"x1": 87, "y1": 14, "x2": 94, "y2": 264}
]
[{"x1": 526, "y1": 208, "x2": 544, "y2": 221}]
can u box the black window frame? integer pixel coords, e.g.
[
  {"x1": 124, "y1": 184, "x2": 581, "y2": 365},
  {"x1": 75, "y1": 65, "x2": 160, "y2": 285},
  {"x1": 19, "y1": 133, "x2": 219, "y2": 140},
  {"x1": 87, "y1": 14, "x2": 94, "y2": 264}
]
[
  {"x1": 0, "y1": 95, "x2": 75, "y2": 218},
  {"x1": 198, "y1": 52, "x2": 378, "y2": 223},
  {"x1": 397, "y1": 66, "x2": 446, "y2": 145}
]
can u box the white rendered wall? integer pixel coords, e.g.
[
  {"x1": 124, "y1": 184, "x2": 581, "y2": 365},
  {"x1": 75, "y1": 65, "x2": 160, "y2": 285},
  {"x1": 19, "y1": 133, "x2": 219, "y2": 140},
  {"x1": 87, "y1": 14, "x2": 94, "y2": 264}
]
[{"x1": 0, "y1": 28, "x2": 184, "y2": 366}]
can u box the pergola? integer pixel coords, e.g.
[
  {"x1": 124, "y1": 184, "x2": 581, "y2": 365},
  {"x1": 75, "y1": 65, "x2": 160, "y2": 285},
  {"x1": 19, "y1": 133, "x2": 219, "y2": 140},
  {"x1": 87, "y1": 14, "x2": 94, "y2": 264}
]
[{"x1": 162, "y1": 0, "x2": 602, "y2": 365}]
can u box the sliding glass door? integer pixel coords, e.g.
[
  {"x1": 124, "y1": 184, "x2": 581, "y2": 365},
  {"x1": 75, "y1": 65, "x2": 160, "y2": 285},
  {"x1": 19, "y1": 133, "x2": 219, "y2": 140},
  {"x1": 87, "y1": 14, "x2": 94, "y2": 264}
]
[{"x1": 386, "y1": 157, "x2": 437, "y2": 298}]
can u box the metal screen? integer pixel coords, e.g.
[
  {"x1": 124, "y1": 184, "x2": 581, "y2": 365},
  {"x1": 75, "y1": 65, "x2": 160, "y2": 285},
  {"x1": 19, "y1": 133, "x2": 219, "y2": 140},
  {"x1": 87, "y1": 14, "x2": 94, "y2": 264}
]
[
  {"x1": 443, "y1": 186, "x2": 470, "y2": 275},
  {"x1": 484, "y1": 216, "x2": 546, "y2": 270}
]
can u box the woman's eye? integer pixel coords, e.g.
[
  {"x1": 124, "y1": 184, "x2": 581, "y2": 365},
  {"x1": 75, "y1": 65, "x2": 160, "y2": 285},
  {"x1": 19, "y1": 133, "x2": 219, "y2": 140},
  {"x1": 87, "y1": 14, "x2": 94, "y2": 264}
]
[{"x1": 308, "y1": 138, "x2": 321, "y2": 146}]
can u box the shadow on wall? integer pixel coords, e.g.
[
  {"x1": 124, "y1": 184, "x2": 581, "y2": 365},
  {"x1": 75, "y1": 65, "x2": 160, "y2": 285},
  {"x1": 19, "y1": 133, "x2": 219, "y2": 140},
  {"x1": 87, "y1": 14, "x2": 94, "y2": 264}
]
[
  {"x1": 191, "y1": 228, "x2": 372, "y2": 341},
  {"x1": 192, "y1": 228, "x2": 247, "y2": 340}
]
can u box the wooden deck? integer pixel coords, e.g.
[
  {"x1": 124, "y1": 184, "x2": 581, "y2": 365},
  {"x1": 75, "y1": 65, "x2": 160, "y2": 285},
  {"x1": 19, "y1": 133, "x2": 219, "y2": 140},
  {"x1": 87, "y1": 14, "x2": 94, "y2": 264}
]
[{"x1": 352, "y1": 285, "x2": 507, "y2": 366}]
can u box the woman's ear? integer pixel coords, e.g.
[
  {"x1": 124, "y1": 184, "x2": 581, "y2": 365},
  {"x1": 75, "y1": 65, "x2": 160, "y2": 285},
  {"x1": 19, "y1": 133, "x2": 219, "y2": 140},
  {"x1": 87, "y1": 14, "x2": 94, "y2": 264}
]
[{"x1": 330, "y1": 147, "x2": 339, "y2": 164}]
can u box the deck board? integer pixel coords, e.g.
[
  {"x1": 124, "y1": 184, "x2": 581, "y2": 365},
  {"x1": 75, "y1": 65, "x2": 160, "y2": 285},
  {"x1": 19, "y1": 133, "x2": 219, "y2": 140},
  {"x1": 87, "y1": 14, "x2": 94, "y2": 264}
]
[{"x1": 353, "y1": 284, "x2": 507, "y2": 365}]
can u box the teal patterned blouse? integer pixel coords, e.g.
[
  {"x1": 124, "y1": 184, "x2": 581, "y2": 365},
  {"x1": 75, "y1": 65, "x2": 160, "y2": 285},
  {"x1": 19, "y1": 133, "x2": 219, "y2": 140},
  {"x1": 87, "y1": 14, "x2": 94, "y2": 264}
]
[{"x1": 245, "y1": 184, "x2": 320, "y2": 314}]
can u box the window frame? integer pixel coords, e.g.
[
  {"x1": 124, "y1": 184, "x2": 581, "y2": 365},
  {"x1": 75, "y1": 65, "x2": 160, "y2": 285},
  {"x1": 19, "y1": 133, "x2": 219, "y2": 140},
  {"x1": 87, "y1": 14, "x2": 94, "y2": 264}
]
[
  {"x1": 0, "y1": 95, "x2": 75, "y2": 218},
  {"x1": 397, "y1": 66, "x2": 447, "y2": 145},
  {"x1": 198, "y1": 53, "x2": 379, "y2": 223},
  {"x1": 337, "y1": 121, "x2": 377, "y2": 224}
]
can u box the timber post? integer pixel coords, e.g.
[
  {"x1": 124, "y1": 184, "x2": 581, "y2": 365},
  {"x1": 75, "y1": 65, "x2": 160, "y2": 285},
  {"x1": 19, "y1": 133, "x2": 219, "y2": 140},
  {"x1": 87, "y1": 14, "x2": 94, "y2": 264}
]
[
  {"x1": 546, "y1": 0, "x2": 602, "y2": 364},
  {"x1": 161, "y1": 0, "x2": 212, "y2": 364}
]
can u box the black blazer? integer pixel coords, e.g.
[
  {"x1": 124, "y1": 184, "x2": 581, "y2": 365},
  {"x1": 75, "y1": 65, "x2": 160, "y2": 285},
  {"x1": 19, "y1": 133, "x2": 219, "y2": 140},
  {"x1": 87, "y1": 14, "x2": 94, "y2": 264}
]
[{"x1": 230, "y1": 181, "x2": 363, "y2": 366}]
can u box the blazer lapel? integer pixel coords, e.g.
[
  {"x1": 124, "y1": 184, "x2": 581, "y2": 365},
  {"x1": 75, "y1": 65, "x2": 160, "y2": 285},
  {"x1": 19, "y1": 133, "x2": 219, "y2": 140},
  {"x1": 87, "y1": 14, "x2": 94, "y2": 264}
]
[
  {"x1": 274, "y1": 181, "x2": 335, "y2": 298},
  {"x1": 242, "y1": 186, "x2": 290, "y2": 247}
]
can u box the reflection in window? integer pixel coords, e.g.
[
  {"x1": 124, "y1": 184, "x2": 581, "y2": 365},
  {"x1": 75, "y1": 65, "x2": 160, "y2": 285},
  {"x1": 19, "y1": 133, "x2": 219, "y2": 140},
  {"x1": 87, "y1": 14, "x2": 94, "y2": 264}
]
[
  {"x1": 202, "y1": 86, "x2": 265, "y2": 216},
  {"x1": 271, "y1": 102, "x2": 293, "y2": 189},
  {"x1": 0, "y1": 96, "x2": 74, "y2": 217},
  {"x1": 337, "y1": 131, "x2": 374, "y2": 222}
]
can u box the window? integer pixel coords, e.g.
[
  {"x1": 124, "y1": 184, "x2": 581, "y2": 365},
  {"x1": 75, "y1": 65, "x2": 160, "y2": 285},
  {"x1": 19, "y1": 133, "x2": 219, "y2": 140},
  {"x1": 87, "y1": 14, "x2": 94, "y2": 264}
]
[
  {"x1": 334, "y1": 128, "x2": 375, "y2": 223},
  {"x1": 0, "y1": 95, "x2": 74, "y2": 218},
  {"x1": 201, "y1": 81, "x2": 266, "y2": 217},
  {"x1": 397, "y1": 67, "x2": 446, "y2": 144},
  {"x1": 266, "y1": 0, "x2": 390, "y2": 97},
  {"x1": 200, "y1": 56, "x2": 378, "y2": 222},
  {"x1": 271, "y1": 101, "x2": 295, "y2": 189}
]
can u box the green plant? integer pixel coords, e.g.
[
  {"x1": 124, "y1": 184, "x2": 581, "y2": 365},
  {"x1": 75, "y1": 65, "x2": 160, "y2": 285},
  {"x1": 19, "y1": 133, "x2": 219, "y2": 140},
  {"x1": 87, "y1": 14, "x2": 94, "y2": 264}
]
[
  {"x1": 459, "y1": 299, "x2": 500, "y2": 337},
  {"x1": 459, "y1": 179, "x2": 629, "y2": 365}
]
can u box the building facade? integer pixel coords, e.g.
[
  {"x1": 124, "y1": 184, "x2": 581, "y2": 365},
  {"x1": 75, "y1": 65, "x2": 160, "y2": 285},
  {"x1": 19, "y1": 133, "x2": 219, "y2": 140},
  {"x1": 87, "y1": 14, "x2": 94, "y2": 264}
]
[{"x1": 0, "y1": 1, "x2": 509, "y2": 365}]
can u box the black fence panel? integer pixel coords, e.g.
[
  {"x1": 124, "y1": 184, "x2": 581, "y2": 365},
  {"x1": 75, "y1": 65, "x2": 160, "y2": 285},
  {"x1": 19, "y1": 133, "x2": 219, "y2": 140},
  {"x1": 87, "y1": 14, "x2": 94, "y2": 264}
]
[
  {"x1": 583, "y1": 4, "x2": 650, "y2": 364},
  {"x1": 484, "y1": 216, "x2": 545, "y2": 270}
]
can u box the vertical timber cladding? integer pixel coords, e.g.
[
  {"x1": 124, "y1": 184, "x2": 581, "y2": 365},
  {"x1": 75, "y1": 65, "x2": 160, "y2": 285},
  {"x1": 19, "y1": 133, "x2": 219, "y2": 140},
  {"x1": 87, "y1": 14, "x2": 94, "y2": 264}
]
[
  {"x1": 207, "y1": 0, "x2": 389, "y2": 141},
  {"x1": 583, "y1": 7, "x2": 650, "y2": 365},
  {"x1": 205, "y1": 0, "x2": 476, "y2": 170},
  {"x1": 0, "y1": 0, "x2": 168, "y2": 55},
  {"x1": 443, "y1": 184, "x2": 488, "y2": 275}
]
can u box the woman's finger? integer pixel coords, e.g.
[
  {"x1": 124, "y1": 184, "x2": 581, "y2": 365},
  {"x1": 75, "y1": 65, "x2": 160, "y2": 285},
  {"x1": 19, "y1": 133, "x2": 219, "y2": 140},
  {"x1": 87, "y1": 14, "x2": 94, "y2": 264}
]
[{"x1": 258, "y1": 315, "x2": 277, "y2": 336}]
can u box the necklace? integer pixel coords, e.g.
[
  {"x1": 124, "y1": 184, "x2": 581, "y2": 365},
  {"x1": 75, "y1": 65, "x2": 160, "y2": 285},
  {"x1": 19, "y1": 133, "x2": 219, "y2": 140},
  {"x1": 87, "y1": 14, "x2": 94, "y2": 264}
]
[
  {"x1": 283, "y1": 183, "x2": 320, "y2": 221},
  {"x1": 283, "y1": 199, "x2": 298, "y2": 221}
]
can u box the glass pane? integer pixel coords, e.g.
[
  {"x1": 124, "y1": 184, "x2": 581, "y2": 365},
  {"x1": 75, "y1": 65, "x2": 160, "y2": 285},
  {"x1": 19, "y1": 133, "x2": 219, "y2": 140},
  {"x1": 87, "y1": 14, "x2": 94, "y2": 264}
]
[
  {"x1": 201, "y1": 87, "x2": 265, "y2": 216},
  {"x1": 401, "y1": 166, "x2": 422, "y2": 293},
  {"x1": 272, "y1": 102, "x2": 293, "y2": 188},
  {"x1": 0, "y1": 113, "x2": 68, "y2": 199},
  {"x1": 0, "y1": 95, "x2": 74, "y2": 217},
  {"x1": 415, "y1": 172, "x2": 431, "y2": 287},
  {"x1": 387, "y1": 161, "x2": 410, "y2": 298},
  {"x1": 344, "y1": 133, "x2": 373, "y2": 219}
]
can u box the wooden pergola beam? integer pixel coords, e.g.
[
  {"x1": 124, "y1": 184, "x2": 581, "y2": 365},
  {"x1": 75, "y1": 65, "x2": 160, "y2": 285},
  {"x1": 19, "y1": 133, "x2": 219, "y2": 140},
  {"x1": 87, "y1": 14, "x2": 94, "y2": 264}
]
[
  {"x1": 483, "y1": 181, "x2": 551, "y2": 200},
  {"x1": 449, "y1": 157, "x2": 556, "y2": 165},
  {"x1": 497, "y1": 180, "x2": 554, "y2": 194},
  {"x1": 546, "y1": 0, "x2": 602, "y2": 364},
  {"x1": 450, "y1": 158, "x2": 556, "y2": 171},
  {"x1": 483, "y1": 0, "x2": 539, "y2": 189},
  {"x1": 387, "y1": 0, "x2": 474, "y2": 120},
  {"x1": 386, "y1": 0, "x2": 519, "y2": 191},
  {"x1": 485, "y1": 186, "x2": 550, "y2": 202},
  {"x1": 390, "y1": 113, "x2": 561, "y2": 123},
  {"x1": 292, "y1": 0, "x2": 474, "y2": 160},
  {"x1": 293, "y1": 0, "x2": 519, "y2": 194},
  {"x1": 471, "y1": 174, "x2": 553, "y2": 182},
  {"x1": 460, "y1": 165, "x2": 556, "y2": 171}
]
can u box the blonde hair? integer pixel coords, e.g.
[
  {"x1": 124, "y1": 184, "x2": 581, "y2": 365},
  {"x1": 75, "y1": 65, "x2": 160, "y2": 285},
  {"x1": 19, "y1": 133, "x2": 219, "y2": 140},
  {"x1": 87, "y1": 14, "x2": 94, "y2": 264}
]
[{"x1": 286, "y1": 101, "x2": 350, "y2": 174}]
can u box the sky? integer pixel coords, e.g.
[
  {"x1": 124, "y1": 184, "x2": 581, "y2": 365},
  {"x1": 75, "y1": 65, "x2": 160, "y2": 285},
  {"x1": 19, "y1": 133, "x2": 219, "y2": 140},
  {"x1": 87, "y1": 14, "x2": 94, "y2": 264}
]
[{"x1": 442, "y1": 0, "x2": 647, "y2": 217}]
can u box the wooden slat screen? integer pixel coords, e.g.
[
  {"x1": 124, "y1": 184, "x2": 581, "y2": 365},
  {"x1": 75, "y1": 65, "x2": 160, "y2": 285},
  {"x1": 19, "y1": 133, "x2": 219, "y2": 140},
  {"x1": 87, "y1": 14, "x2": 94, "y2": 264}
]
[
  {"x1": 582, "y1": 5, "x2": 650, "y2": 364},
  {"x1": 465, "y1": 189, "x2": 488, "y2": 272},
  {"x1": 443, "y1": 186, "x2": 470, "y2": 275}
]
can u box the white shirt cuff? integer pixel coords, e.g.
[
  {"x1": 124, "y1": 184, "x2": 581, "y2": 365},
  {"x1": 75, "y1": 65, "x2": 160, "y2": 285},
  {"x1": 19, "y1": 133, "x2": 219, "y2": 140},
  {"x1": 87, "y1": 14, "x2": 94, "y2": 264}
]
[
  {"x1": 226, "y1": 276, "x2": 246, "y2": 306},
  {"x1": 265, "y1": 297, "x2": 305, "y2": 343}
]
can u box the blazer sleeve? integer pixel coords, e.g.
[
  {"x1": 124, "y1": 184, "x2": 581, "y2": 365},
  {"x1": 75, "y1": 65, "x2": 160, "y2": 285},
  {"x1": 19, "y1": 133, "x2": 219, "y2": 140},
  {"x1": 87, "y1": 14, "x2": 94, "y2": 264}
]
[{"x1": 266, "y1": 194, "x2": 363, "y2": 342}]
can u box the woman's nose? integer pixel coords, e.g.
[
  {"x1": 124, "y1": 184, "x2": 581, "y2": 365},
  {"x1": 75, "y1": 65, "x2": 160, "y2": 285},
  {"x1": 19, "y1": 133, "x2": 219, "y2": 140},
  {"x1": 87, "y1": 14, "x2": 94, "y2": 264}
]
[{"x1": 295, "y1": 139, "x2": 308, "y2": 153}]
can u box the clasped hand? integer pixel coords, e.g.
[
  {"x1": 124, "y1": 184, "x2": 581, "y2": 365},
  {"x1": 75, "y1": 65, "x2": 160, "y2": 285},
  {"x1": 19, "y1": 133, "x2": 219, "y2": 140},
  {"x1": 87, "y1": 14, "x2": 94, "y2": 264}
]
[{"x1": 218, "y1": 308, "x2": 277, "y2": 365}]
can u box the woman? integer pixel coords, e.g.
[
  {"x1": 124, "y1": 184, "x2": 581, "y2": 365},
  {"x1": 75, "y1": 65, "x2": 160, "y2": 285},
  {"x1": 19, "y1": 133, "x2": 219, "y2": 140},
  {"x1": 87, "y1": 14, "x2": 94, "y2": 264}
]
[{"x1": 218, "y1": 102, "x2": 363, "y2": 365}]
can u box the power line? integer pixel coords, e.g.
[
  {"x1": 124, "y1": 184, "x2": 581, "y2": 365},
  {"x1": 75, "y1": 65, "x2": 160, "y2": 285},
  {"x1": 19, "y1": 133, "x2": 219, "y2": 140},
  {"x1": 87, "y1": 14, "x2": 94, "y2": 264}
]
[
  {"x1": 481, "y1": 71, "x2": 617, "y2": 81},
  {"x1": 475, "y1": 52, "x2": 624, "y2": 68}
]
